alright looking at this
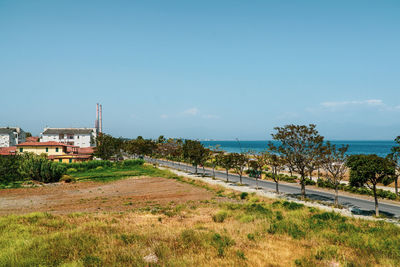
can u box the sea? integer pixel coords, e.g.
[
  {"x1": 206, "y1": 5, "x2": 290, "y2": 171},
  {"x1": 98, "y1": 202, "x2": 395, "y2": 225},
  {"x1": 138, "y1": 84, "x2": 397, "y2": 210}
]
[{"x1": 200, "y1": 140, "x2": 396, "y2": 158}]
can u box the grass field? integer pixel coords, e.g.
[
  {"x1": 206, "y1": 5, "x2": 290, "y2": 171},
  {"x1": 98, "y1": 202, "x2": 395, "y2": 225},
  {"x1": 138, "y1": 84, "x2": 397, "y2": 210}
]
[{"x1": 1, "y1": 164, "x2": 400, "y2": 266}]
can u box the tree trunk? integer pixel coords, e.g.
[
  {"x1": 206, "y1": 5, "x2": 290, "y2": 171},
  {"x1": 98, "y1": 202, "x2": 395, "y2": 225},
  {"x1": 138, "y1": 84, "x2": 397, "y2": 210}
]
[
  {"x1": 317, "y1": 168, "x2": 320, "y2": 179},
  {"x1": 226, "y1": 170, "x2": 229, "y2": 182},
  {"x1": 203, "y1": 166, "x2": 205, "y2": 176},
  {"x1": 195, "y1": 164, "x2": 198, "y2": 174},
  {"x1": 395, "y1": 177, "x2": 398, "y2": 196},
  {"x1": 300, "y1": 176, "x2": 306, "y2": 199},
  {"x1": 239, "y1": 174, "x2": 242, "y2": 185},
  {"x1": 212, "y1": 166, "x2": 215, "y2": 179},
  {"x1": 334, "y1": 184, "x2": 339, "y2": 207},
  {"x1": 373, "y1": 183, "x2": 379, "y2": 217},
  {"x1": 256, "y1": 176, "x2": 259, "y2": 189},
  {"x1": 275, "y1": 181, "x2": 279, "y2": 193}
]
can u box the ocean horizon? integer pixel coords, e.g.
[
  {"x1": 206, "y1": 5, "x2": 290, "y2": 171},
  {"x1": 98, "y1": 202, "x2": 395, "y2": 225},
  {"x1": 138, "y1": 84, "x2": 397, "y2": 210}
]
[{"x1": 200, "y1": 140, "x2": 397, "y2": 157}]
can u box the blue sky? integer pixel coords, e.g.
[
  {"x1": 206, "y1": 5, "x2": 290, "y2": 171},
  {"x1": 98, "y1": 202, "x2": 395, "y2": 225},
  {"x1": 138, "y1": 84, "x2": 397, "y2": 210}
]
[{"x1": 1, "y1": 0, "x2": 399, "y2": 140}]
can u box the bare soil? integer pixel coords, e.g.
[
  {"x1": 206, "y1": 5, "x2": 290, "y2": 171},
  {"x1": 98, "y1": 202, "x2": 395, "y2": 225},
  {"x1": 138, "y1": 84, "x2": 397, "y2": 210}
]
[{"x1": 0, "y1": 177, "x2": 214, "y2": 215}]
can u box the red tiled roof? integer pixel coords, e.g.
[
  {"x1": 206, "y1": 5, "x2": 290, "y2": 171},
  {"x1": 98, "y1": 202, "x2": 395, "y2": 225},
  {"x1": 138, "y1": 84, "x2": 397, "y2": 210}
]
[
  {"x1": 0, "y1": 146, "x2": 17, "y2": 155},
  {"x1": 78, "y1": 147, "x2": 95, "y2": 154},
  {"x1": 17, "y1": 141, "x2": 68, "y2": 147},
  {"x1": 26, "y1": 136, "x2": 39, "y2": 142}
]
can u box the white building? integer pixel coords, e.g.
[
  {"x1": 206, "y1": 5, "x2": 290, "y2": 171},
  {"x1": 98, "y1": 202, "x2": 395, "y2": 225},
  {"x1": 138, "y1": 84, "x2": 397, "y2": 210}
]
[
  {"x1": 0, "y1": 127, "x2": 26, "y2": 147},
  {"x1": 40, "y1": 128, "x2": 97, "y2": 148}
]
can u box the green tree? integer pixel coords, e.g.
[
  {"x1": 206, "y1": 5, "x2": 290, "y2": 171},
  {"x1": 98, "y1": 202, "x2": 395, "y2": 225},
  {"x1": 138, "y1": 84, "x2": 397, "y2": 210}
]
[
  {"x1": 248, "y1": 152, "x2": 267, "y2": 189},
  {"x1": 95, "y1": 133, "x2": 124, "y2": 160},
  {"x1": 231, "y1": 153, "x2": 248, "y2": 185},
  {"x1": 265, "y1": 152, "x2": 285, "y2": 193},
  {"x1": 218, "y1": 153, "x2": 235, "y2": 182},
  {"x1": 268, "y1": 124, "x2": 324, "y2": 199},
  {"x1": 387, "y1": 136, "x2": 400, "y2": 195},
  {"x1": 347, "y1": 154, "x2": 395, "y2": 216},
  {"x1": 182, "y1": 140, "x2": 207, "y2": 174},
  {"x1": 209, "y1": 145, "x2": 222, "y2": 179},
  {"x1": 321, "y1": 142, "x2": 349, "y2": 207}
]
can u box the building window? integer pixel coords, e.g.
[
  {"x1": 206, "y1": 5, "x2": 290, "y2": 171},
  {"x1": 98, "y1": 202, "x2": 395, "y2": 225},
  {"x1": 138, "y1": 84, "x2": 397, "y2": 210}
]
[
  {"x1": 59, "y1": 134, "x2": 64, "y2": 139},
  {"x1": 19, "y1": 148, "x2": 23, "y2": 152},
  {"x1": 46, "y1": 148, "x2": 48, "y2": 152},
  {"x1": 68, "y1": 134, "x2": 74, "y2": 139},
  {"x1": 69, "y1": 159, "x2": 72, "y2": 163},
  {"x1": 56, "y1": 147, "x2": 59, "y2": 152},
  {"x1": 59, "y1": 159, "x2": 62, "y2": 162}
]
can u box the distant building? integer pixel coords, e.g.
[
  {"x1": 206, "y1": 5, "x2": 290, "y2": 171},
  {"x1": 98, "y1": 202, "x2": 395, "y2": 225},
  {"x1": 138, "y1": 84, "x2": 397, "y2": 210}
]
[
  {"x1": 40, "y1": 128, "x2": 97, "y2": 148},
  {"x1": 17, "y1": 141, "x2": 92, "y2": 163},
  {"x1": 0, "y1": 127, "x2": 26, "y2": 147}
]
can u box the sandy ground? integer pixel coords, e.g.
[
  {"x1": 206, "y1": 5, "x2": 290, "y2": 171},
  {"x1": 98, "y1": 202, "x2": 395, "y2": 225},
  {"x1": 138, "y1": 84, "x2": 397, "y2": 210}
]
[{"x1": 0, "y1": 176, "x2": 213, "y2": 215}]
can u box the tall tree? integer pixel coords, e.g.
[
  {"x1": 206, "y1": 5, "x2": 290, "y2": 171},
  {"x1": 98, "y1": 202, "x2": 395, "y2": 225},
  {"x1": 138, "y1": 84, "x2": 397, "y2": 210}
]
[
  {"x1": 321, "y1": 142, "x2": 349, "y2": 207},
  {"x1": 95, "y1": 133, "x2": 124, "y2": 160},
  {"x1": 218, "y1": 153, "x2": 235, "y2": 182},
  {"x1": 268, "y1": 124, "x2": 324, "y2": 199},
  {"x1": 387, "y1": 136, "x2": 400, "y2": 195},
  {"x1": 209, "y1": 145, "x2": 222, "y2": 179},
  {"x1": 347, "y1": 154, "x2": 395, "y2": 216},
  {"x1": 231, "y1": 153, "x2": 248, "y2": 185},
  {"x1": 248, "y1": 151, "x2": 267, "y2": 190},
  {"x1": 265, "y1": 152, "x2": 285, "y2": 193},
  {"x1": 182, "y1": 140, "x2": 207, "y2": 174}
]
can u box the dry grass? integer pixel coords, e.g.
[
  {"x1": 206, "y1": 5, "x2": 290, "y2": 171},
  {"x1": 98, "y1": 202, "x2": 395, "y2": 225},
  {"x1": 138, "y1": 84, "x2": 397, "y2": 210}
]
[{"x1": 0, "y1": 169, "x2": 399, "y2": 266}]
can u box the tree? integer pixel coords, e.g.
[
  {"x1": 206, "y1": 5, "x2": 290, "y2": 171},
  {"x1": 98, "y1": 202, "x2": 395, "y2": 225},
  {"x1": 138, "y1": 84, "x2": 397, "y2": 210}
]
[
  {"x1": 182, "y1": 140, "x2": 207, "y2": 174},
  {"x1": 200, "y1": 149, "x2": 212, "y2": 176},
  {"x1": 321, "y1": 142, "x2": 349, "y2": 207},
  {"x1": 218, "y1": 153, "x2": 235, "y2": 182},
  {"x1": 387, "y1": 136, "x2": 400, "y2": 195},
  {"x1": 95, "y1": 133, "x2": 124, "y2": 160},
  {"x1": 125, "y1": 137, "x2": 156, "y2": 159},
  {"x1": 248, "y1": 152, "x2": 267, "y2": 190},
  {"x1": 268, "y1": 124, "x2": 324, "y2": 199},
  {"x1": 209, "y1": 145, "x2": 222, "y2": 179},
  {"x1": 347, "y1": 154, "x2": 395, "y2": 216},
  {"x1": 231, "y1": 153, "x2": 248, "y2": 185},
  {"x1": 265, "y1": 152, "x2": 285, "y2": 193}
]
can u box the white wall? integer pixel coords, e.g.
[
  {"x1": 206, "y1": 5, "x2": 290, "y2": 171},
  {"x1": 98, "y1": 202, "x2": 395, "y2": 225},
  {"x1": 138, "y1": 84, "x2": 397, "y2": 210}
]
[
  {"x1": 41, "y1": 133, "x2": 94, "y2": 148},
  {"x1": 0, "y1": 134, "x2": 11, "y2": 147}
]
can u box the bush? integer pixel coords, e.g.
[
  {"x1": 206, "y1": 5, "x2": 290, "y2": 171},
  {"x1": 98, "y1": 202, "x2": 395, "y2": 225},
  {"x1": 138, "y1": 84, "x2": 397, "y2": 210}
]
[
  {"x1": 60, "y1": 175, "x2": 75, "y2": 183},
  {"x1": 282, "y1": 201, "x2": 304, "y2": 210},
  {"x1": 240, "y1": 192, "x2": 249, "y2": 199},
  {"x1": 0, "y1": 155, "x2": 22, "y2": 183},
  {"x1": 212, "y1": 210, "x2": 228, "y2": 223},
  {"x1": 18, "y1": 153, "x2": 66, "y2": 183},
  {"x1": 66, "y1": 168, "x2": 77, "y2": 174}
]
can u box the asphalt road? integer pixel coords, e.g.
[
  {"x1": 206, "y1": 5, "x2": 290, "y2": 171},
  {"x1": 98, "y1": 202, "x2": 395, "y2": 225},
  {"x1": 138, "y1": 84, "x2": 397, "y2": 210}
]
[{"x1": 147, "y1": 158, "x2": 400, "y2": 218}]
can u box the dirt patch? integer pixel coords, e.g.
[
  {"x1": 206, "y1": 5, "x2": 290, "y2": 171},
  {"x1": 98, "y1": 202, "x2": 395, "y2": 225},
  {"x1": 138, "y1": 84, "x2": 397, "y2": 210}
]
[{"x1": 0, "y1": 177, "x2": 214, "y2": 215}]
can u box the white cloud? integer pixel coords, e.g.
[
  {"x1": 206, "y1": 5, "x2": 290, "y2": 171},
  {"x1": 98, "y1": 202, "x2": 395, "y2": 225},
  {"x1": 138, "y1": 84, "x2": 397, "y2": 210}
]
[
  {"x1": 202, "y1": 114, "x2": 220, "y2": 119},
  {"x1": 183, "y1": 107, "x2": 199, "y2": 116},
  {"x1": 321, "y1": 99, "x2": 384, "y2": 108}
]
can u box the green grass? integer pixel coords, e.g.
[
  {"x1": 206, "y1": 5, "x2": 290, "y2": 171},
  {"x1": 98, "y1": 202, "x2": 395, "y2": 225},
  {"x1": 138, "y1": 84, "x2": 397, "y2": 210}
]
[{"x1": 70, "y1": 163, "x2": 176, "y2": 182}]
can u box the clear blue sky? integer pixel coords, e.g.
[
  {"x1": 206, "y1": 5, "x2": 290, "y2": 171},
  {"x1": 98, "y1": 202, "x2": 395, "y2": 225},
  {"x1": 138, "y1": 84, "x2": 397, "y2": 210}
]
[{"x1": 1, "y1": 0, "x2": 399, "y2": 140}]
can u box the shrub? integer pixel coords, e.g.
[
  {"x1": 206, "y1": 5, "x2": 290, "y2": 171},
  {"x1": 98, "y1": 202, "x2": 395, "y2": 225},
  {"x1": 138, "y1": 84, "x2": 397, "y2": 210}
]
[
  {"x1": 240, "y1": 192, "x2": 249, "y2": 199},
  {"x1": 212, "y1": 210, "x2": 228, "y2": 223},
  {"x1": 0, "y1": 155, "x2": 22, "y2": 183},
  {"x1": 66, "y1": 168, "x2": 77, "y2": 174},
  {"x1": 60, "y1": 175, "x2": 75, "y2": 183},
  {"x1": 282, "y1": 201, "x2": 304, "y2": 210}
]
